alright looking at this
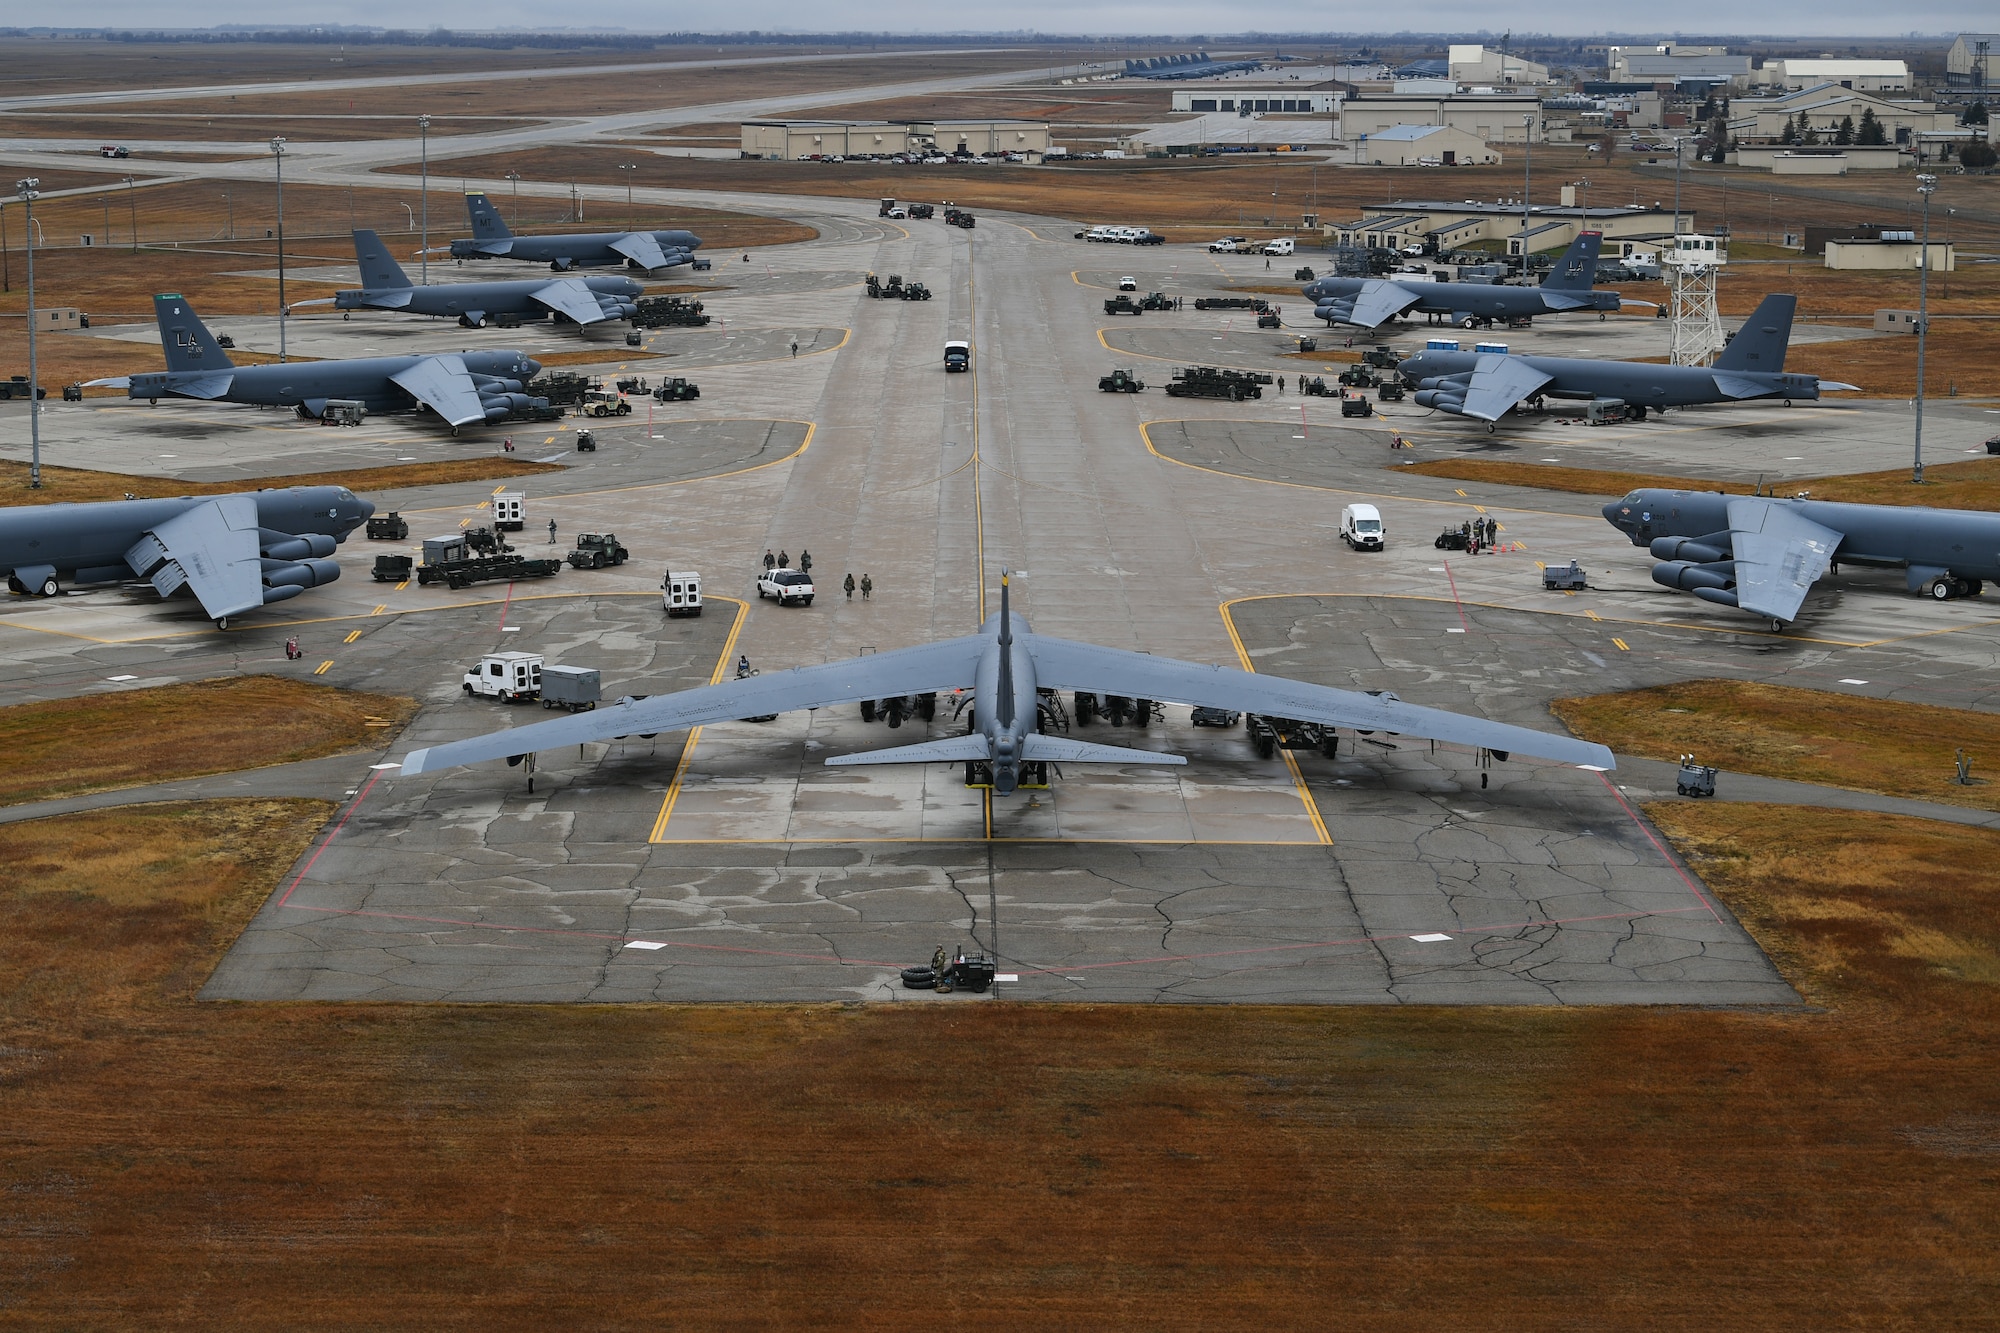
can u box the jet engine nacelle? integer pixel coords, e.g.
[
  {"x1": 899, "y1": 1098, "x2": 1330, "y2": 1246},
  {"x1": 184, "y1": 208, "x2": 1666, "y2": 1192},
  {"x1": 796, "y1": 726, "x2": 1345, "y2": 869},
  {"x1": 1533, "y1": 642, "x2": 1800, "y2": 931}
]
[
  {"x1": 258, "y1": 529, "x2": 337, "y2": 561},
  {"x1": 1691, "y1": 587, "x2": 1742, "y2": 609},
  {"x1": 1413, "y1": 390, "x2": 1466, "y2": 413},
  {"x1": 1417, "y1": 374, "x2": 1472, "y2": 392},
  {"x1": 1652, "y1": 560, "x2": 1734, "y2": 593},
  {"x1": 471, "y1": 374, "x2": 525, "y2": 394},
  {"x1": 261, "y1": 584, "x2": 306, "y2": 606},
  {"x1": 1650, "y1": 534, "x2": 1731, "y2": 564},
  {"x1": 261, "y1": 556, "x2": 342, "y2": 590}
]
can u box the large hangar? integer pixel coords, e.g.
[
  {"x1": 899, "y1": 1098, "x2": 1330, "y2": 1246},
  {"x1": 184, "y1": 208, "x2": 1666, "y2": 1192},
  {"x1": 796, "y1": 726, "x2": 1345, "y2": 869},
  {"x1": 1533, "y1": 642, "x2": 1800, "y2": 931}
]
[{"x1": 742, "y1": 119, "x2": 1051, "y2": 159}]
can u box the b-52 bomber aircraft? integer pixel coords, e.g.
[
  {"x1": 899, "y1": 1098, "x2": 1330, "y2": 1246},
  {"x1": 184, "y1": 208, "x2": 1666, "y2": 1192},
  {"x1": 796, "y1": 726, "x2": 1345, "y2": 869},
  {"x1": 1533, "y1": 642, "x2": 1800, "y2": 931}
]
[
  {"x1": 401, "y1": 574, "x2": 1614, "y2": 789},
  {"x1": 298, "y1": 230, "x2": 642, "y2": 330},
  {"x1": 1607, "y1": 487, "x2": 2000, "y2": 629},
  {"x1": 443, "y1": 191, "x2": 702, "y2": 274},
  {"x1": 1403, "y1": 295, "x2": 1857, "y2": 429},
  {"x1": 1304, "y1": 231, "x2": 1628, "y2": 331},
  {"x1": 0, "y1": 485, "x2": 371, "y2": 627},
  {"x1": 90, "y1": 294, "x2": 548, "y2": 431}
]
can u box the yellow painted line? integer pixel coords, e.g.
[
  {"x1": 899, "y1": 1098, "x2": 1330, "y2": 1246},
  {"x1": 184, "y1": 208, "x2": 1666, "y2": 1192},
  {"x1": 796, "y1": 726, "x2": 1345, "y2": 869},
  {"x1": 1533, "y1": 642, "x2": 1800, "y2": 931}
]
[
  {"x1": 1535, "y1": 560, "x2": 1548, "y2": 571},
  {"x1": 1586, "y1": 610, "x2": 1602, "y2": 621},
  {"x1": 1454, "y1": 488, "x2": 1468, "y2": 497},
  {"x1": 393, "y1": 582, "x2": 408, "y2": 592},
  {"x1": 492, "y1": 485, "x2": 507, "y2": 494},
  {"x1": 343, "y1": 629, "x2": 363, "y2": 643},
  {"x1": 648, "y1": 596, "x2": 749, "y2": 844},
  {"x1": 1218, "y1": 599, "x2": 1332, "y2": 846},
  {"x1": 1612, "y1": 637, "x2": 1630, "y2": 651},
  {"x1": 1473, "y1": 504, "x2": 1487, "y2": 513},
  {"x1": 313, "y1": 659, "x2": 333, "y2": 675},
  {"x1": 371, "y1": 604, "x2": 387, "y2": 615}
]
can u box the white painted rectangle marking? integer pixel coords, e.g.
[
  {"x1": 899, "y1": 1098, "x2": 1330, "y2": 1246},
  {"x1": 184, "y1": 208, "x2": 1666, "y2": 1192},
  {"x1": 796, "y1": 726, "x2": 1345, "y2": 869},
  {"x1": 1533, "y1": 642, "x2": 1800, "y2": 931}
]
[
  {"x1": 106, "y1": 674, "x2": 138, "y2": 681},
  {"x1": 996, "y1": 973, "x2": 1019, "y2": 982},
  {"x1": 1410, "y1": 933, "x2": 1453, "y2": 943},
  {"x1": 624, "y1": 940, "x2": 668, "y2": 951},
  {"x1": 501, "y1": 626, "x2": 522, "y2": 632},
  {"x1": 369, "y1": 762, "x2": 401, "y2": 770},
  {"x1": 1839, "y1": 678, "x2": 1869, "y2": 685},
  {"x1": 1446, "y1": 627, "x2": 1465, "y2": 633}
]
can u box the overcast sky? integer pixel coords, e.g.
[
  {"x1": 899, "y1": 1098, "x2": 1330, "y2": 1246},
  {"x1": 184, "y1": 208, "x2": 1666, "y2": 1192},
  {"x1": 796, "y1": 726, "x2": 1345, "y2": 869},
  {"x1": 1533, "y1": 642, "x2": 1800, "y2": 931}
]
[{"x1": 51, "y1": 3, "x2": 1989, "y2": 39}]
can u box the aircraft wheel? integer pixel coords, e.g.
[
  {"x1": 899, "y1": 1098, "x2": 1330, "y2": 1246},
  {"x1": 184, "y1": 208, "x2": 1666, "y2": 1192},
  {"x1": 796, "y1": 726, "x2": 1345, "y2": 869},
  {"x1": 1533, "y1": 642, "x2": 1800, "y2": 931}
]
[
  {"x1": 1932, "y1": 579, "x2": 1954, "y2": 602},
  {"x1": 149, "y1": 397, "x2": 158, "y2": 406},
  {"x1": 39, "y1": 577, "x2": 59, "y2": 597},
  {"x1": 1485, "y1": 422, "x2": 1496, "y2": 434},
  {"x1": 1968, "y1": 580, "x2": 1984, "y2": 598},
  {"x1": 1783, "y1": 399, "x2": 1793, "y2": 408},
  {"x1": 861, "y1": 699, "x2": 876, "y2": 722},
  {"x1": 214, "y1": 616, "x2": 229, "y2": 629}
]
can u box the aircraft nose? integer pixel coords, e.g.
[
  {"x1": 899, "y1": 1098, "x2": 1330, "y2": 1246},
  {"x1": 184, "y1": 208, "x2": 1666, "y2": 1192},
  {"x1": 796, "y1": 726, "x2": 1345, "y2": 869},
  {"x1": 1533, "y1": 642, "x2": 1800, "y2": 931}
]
[
  {"x1": 1600, "y1": 500, "x2": 1621, "y2": 524},
  {"x1": 524, "y1": 357, "x2": 543, "y2": 376},
  {"x1": 357, "y1": 497, "x2": 378, "y2": 521}
]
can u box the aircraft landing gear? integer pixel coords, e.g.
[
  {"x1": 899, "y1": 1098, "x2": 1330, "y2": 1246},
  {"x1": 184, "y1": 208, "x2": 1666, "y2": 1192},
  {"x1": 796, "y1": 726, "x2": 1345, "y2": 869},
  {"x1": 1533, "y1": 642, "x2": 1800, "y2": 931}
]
[
  {"x1": 39, "y1": 577, "x2": 58, "y2": 598},
  {"x1": 148, "y1": 397, "x2": 158, "y2": 406},
  {"x1": 1782, "y1": 398, "x2": 1793, "y2": 408},
  {"x1": 214, "y1": 616, "x2": 230, "y2": 629},
  {"x1": 1485, "y1": 422, "x2": 1496, "y2": 434}
]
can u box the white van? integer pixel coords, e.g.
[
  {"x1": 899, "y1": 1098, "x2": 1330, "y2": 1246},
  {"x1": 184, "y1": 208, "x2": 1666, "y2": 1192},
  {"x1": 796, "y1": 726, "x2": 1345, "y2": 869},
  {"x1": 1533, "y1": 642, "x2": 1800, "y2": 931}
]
[
  {"x1": 1262, "y1": 238, "x2": 1295, "y2": 256},
  {"x1": 661, "y1": 569, "x2": 702, "y2": 617},
  {"x1": 1340, "y1": 503, "x2": 1386, "y2": 551}
]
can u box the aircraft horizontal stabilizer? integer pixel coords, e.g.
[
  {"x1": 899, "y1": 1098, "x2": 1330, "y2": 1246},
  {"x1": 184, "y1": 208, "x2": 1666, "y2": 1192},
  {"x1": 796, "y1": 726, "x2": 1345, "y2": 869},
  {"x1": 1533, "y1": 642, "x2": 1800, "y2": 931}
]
[
  {"x1": 1819, "y1": 381, "x2": 1862, "y2": 392},
  {"x1": 1021, "y1": 734, "x2": 1186, "y2": 766},
  {"x1": 824, "y1": 735, "x2": 992, "y2": 766},
  {"x1": 84, "y1": 376, "x2": 131, "y2": 388}
]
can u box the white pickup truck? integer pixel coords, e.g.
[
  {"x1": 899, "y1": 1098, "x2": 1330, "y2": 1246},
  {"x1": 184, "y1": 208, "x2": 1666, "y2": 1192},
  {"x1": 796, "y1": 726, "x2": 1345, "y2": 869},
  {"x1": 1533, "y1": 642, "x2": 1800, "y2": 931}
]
[{"x1": 757, "y1": 568, "x2": 815, "y2": 606}]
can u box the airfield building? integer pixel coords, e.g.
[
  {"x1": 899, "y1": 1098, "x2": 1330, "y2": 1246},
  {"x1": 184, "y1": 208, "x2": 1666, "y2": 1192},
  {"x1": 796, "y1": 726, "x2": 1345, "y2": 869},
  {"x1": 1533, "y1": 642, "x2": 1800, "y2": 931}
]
[{"x1": 741, "y1": 120, "x2": 1051, "y2": 160}]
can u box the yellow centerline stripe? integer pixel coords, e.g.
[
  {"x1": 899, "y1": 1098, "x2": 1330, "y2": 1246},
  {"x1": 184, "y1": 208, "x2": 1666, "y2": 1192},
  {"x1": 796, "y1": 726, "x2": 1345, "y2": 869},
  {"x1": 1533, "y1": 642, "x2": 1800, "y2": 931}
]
[
  {"x1": 647, "y1": 596, "x2": 750, "y2": 844},
  {"x1": 1217, "y1": 599, "x2": 1333, "y2": 846}
]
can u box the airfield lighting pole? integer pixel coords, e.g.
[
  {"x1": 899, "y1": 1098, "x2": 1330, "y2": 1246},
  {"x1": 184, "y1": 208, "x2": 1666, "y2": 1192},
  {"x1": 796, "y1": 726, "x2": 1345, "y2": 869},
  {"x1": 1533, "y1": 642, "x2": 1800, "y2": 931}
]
[
  {"x1": 506, "y1": 170, "x2": 520, "y2": 224},
  {"x1": 1672, "y1": 136, "x2": 1687, "y2": 233},
  {"x1": 1, "y1": 202, "x2": 9, "y2": 292},
  {"x1": 1521, "y1": 115, "x2": 1533, "y2": 258},
  {"x1": 271, "y1": 137, "x2": 287, "y2": 364},
  {"x1": 124, "y1": 175, "x2": 137, "y2": 252},
  {"x1": 620, "y1": 162, "x2": 638, "y2": 229},
  {"x1": 1915, "y1": 172, "x2": 1937, "y2": 485},
  {"x1": 418, "y1": 115, "x2": 432, "y2": 286},
  {"x1": 17, "y1": 179, "x2": 41, "y2": 489}
]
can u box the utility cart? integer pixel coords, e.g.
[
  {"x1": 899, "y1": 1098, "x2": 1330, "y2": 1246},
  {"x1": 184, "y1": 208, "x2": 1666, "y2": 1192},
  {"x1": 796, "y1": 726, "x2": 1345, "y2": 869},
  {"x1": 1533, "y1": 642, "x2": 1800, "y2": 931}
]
[
  {"x1": 1676, "y1": 756, "x2": 1718, "y2": 798},
  {"x1": 1542, "y1": 560, "x2": 1587, "y2": 591},
  {"x1": 540, "y1": 665, "x2": 601, "y2": 713}
]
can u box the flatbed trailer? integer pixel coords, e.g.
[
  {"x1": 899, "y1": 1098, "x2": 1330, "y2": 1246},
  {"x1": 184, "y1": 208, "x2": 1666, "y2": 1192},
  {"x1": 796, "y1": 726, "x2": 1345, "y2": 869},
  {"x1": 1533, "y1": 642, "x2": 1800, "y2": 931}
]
[{"x1": 416, "y1": 554, "x2": 564, "y2": 590}]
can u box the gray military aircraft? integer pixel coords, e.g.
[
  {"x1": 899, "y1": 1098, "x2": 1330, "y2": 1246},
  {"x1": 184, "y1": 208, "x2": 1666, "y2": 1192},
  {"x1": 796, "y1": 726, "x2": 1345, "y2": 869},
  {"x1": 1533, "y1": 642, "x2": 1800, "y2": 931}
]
[
  {"x1": 400, "y1": 574, "x2": 1614, "y2": 789},
  {"x1": 1404, "y1": 295, "x2": 1857, "y2": 429},
  {"x1": 88, "y1": 294, "x2": 547, "y2": 431},
  {"x1": 445, "y1": 191, "x2": 701, "y2": 274},
  {"x1": 1304, "y1": 231, "x2": 1627, "y2": 331},
  {"x1": 1607, "y1": 487, "x2": 2000, "y2": 629},
  {"x1": 302, "y1": 230, "x2": 642, "y2": 329},
  {"x1": 0, "y1": 485, "x2": 372, "y2": 627}
]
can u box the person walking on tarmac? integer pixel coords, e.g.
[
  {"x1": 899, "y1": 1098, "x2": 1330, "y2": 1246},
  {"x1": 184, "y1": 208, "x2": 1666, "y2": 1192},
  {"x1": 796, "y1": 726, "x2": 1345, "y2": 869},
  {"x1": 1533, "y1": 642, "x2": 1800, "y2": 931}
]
[
  {"x1": 843, "y1": 572, "x2": 856, "y2": 600},
  {"x1": 1276, "y1": 375, "x2": 1286, "y2": 394},
  {"x1": 763, "y1": 548, "x2": 776, "y2": 572},
  {"x1": 547, "y1": 518, "x2": 558, "y2": 545},
  {"x1": 799, "y1": 549, "x2": 813, "y2": 576},
  {"x1": 778, "y1": 549, "x2": 790, "y2": 569},
  {"x1": 860, "y1": 573, "x2": 873, "y2": 600}
]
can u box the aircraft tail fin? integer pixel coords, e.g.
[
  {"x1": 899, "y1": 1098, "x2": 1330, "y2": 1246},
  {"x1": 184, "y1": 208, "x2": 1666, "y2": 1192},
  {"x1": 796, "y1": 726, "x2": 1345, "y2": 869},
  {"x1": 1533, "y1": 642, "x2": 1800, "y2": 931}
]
[
  {"x1": 1712, "y1": 294, "x2": 1798, "y2": 373},
  {"x1": 152, "y1": 293, "x2": 235, "y2": 372},
  {"x1": 351, "y1": 229, "x2": 413, "y2": 290},
  {"x1": 465, "y1": 192, "x2": 513, "y2": 241},
  {"x1": 1540, "y1": 230, "x2": 1604, "y2": 291}
]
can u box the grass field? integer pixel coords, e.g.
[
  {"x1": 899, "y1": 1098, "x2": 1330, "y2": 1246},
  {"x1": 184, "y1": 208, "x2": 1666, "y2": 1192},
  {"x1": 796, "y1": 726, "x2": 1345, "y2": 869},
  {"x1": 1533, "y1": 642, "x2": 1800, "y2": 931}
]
[
  {"x1": 1553, "y1": 679, "x2": 2000, "y2": 810},
  {"x1": 0, "y1": 677, "x2": 413, "y2": 806},
  {"x1": 0, "y1": 455, "x2": 562, "y2": 506},
  {"x1": 0, "y1": 796, "x2": 1994, "y2": 1324},
  {"x1": 1403, "y1": 454, "x2": 2000, "y2": 508}
]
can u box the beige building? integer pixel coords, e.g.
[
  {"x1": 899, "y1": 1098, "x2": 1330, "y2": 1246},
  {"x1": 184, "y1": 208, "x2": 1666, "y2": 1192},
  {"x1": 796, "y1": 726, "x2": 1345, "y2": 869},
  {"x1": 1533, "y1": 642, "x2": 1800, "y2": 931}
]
[
  {"x1": 1447, "y1": 45, "x2": 1552, "y2": 86},
  {"x1": 741, "y1": 120, "x2": 1051, "y2": 160},
  {"x1": 1759, "y1": 59, "x2": 1911, "y2": 93},
  {"x1": 1728, "y1": 86, "x2": 1958, "y2": 147},
  {"x1": 1339, "y1": 91, "x2": 1544, "y2": 143},
  {"x1": 1945, "y1": 34, "x2": 1998, "y2": 88},
  {"x1": 1826, "y1": 238, "x2": 1955, "y2": 271},
  {"x1": 1328, "y1": 202, "x2": 1686, "y2": 253},
  {"x1": 1348, "y1": 124, "x2": 1498, "y2": 166}
]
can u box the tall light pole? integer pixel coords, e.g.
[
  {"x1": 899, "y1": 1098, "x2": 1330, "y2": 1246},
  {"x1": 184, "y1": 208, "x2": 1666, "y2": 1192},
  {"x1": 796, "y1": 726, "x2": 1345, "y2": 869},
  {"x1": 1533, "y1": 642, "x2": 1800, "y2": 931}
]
[
  {"x1": 1521, "y1": 114, "x2": 1533, "y2": 264},
  {"x1": 124, "y1": 174, "x2": 137, "y2": 252},
  {"x1": 1914, "y1": 172, "x2": 1937, "y2": 484},
  {"x1": 418, "y1": 114, "x2": 432, "y2": 285},
  {"x1": 270, "y1": 137, "x2": 287, "y2": 364},
  {"x1": 506, "y1": 170, "x2": 520, "y2": 223},
  {"x1": 1672, "y1": 136, "x2": 1688, "y2": 233},
  {"x1": 16, "y1": 178, "x2": 41, "y2": 489},
  {"x1": 620, "y1": 162, "x2": 638, "y2": 230}
]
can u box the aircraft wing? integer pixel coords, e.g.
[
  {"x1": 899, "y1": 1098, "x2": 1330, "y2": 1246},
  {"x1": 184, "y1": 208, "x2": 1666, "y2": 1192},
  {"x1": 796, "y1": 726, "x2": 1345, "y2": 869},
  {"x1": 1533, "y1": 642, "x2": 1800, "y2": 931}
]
[
  {"x1": 530, "y1": 278, "x2": 614, "y2": 325},
  {"x1": 1724, "y1": 498, "x2": 1841, "y2": 623},
  {"x1": 122, "y1": 494, "x2": 265, "y2": 622},
  {"x1": 608, "y1": 232, "x2": 672, "y2": 270},
  {"x1": 400, "y1": 635, "x2": 989, "y2": 776},
  {"x1": 1022, "y1": 635, "x2": 1613, "y2": 770},
  {"x1": 1460, "y1": 354, "x2": 1555, "y2": 422},
  {"x1": 1341, "y1": 280, "x2": 1425, "y2": 329},
  {"x1": 389, "y1": 353, "x2": 489, "y2": 428}
]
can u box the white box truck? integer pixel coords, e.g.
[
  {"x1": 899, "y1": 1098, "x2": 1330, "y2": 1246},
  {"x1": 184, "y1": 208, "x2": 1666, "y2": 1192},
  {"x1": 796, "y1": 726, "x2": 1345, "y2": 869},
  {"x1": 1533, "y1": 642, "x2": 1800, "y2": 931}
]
[
  {"x1": 662, "y1": 569, "x2": 703, "y2": 617},
  {"x1": 463, "y1": 652, "x2": 543, "y2": 702},
  {"x1": 1262, "y1": 238, "x2": 1295, "y2": 256},
  {"x1": 492, "y1": 492, "x2": 526, "y2": 532}
]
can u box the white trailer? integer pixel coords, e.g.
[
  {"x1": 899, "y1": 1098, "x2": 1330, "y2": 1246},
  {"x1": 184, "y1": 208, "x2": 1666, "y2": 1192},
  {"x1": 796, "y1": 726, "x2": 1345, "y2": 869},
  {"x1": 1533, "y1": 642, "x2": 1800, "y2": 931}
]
[
  {"x1": 662, "y1": 569, "x2": 703, "y2": 617},
  {"x1": 492, "y1": 492, "x2": 526, "y2": 532}
]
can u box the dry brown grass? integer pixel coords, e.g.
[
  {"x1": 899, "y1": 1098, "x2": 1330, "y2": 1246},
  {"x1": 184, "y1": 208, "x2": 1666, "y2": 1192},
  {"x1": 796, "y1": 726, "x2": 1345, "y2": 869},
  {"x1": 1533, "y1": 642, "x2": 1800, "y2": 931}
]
[
  {"x1": 1553, "y1": 678, "x2": 2000, "y2": 810},
  {"x1": 0, "y1": 676, "x2": 413, "y2": 806},
  {"x1": 0, "y1": 797, "x2": 1998, "y2": 1323},
  {"x1": 0, "y1": 455, "x2": 561, "y2": 507},
  {"x1": 1404, "y1": 454, "x2": 2000, "y2": 508}
]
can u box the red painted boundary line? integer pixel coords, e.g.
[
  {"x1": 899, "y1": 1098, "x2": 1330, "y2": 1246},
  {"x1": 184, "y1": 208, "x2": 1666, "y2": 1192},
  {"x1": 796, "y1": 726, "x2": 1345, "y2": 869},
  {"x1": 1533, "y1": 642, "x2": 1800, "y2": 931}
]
[
  {"x1": 496, "y1": 580, "x2": 516, "y2": 632},
  {"x1": 276, "y1": 769, "x2": 386, "y2": 908},
  {"x1": 1595, "y1": 770, "x2": 1724, "y2": 923},
  {"x1": 1442, "y1": 561, "x2": 1471, "y2": 632}
]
